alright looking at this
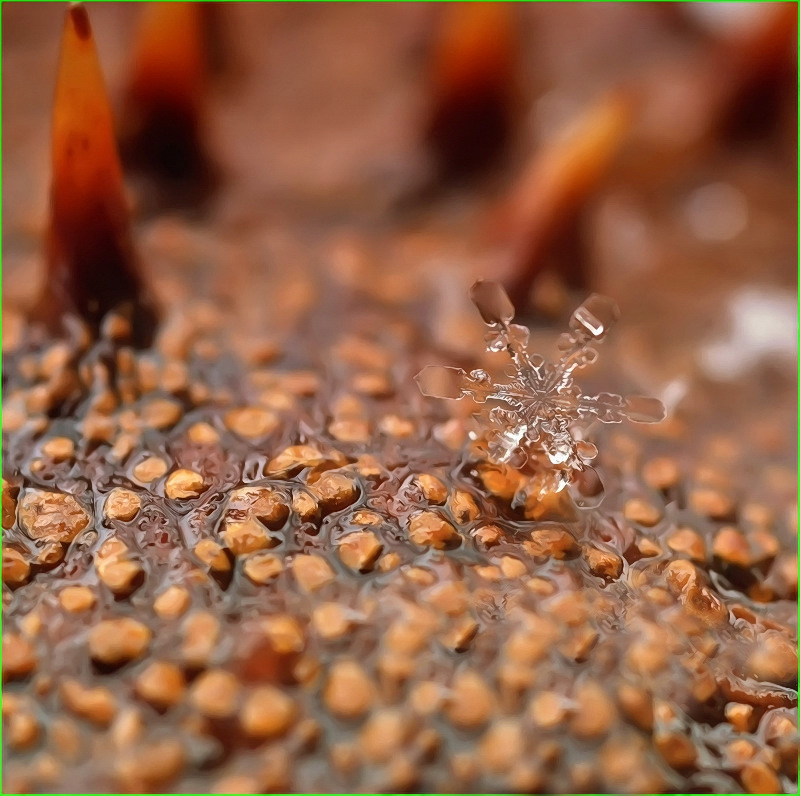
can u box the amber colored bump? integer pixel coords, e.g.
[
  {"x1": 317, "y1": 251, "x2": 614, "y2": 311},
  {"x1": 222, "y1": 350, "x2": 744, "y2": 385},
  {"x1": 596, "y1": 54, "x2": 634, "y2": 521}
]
[
  {"x1": 499, "y1": 92, "x2": 634, "y2": 305},
  {"x1": 122, "y1": 2, "x2": 209, "y2": 183},
  {"x1": 32, "y1": 4, "x2": 158, "y2": 347},
  {"x1": 424, "y1": 2, "x2": 519, "y2": 179}
]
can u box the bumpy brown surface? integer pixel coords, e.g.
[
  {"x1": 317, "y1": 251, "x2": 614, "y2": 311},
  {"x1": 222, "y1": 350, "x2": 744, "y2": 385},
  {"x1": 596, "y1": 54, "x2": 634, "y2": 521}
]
[{"x1": 2, "y1": 4, "x2": 797, "y2": 794}]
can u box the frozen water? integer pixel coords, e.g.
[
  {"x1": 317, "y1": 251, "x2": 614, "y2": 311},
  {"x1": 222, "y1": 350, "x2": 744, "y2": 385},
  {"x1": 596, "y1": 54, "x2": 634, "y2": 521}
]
[
  {"x1": 415, "y1": 366, "x2": 468, "y2": 400},
  {"x1": 570, "y1": 293, "x2": 619, "y2": 339},
  {"x1": 469, "y1": 279, "x2": 515, "y2": 325},
  {"x1": 417, "y1": 280, "x2": 666, "y2": 498}
]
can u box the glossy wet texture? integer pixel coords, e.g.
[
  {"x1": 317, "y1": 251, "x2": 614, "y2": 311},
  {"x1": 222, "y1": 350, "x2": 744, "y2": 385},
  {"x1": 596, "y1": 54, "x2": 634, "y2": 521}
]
[{"x1": 2, "y1": 4, "x2": 796, "y2": 794}]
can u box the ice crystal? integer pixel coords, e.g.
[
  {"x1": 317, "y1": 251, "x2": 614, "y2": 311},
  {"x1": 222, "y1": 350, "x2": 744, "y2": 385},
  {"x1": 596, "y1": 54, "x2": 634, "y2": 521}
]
[{"x1": 416, "y1": 280, "x2": 665, "y2": 498}]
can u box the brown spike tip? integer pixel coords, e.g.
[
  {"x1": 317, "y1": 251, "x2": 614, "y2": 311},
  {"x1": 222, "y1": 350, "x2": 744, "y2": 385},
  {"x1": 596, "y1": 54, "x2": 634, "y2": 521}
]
[
  {"x1": 32, "y1": 4, "x2": 158, "y2": 348},
  {"x1": 498, "y1": 93, "x2": 634, "y2": 306},
  {"x1": 424, "y1": 2, "x2": 519, "y2": 179},
  {"x1": 120, "y1": 2, "x2": 215, "y2": 198}
]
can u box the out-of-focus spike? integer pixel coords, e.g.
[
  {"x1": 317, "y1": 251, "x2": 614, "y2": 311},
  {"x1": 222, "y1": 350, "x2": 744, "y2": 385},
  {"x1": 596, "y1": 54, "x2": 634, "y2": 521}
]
[
  {"x1": 121, "y1": 2, "x2": 214, "y2": 196},
  {"x1": 424, "y1": 2, "x2": 519, "y2": 179},
  {"x1": 32, "y1": 5, "x2": 158, "y2": 347},
  {"x1": 497, "y1": 92, "x2": 633, "y2": 307},
  {"x1": 635, "y1": 3, "x2": 796, "y2": 168},
  {"x1": 199, "y1": 2, "x2": 235, "y2": 80},
  {"x1": 703, "y1": 2, "x2": 797, "y2": 143}
]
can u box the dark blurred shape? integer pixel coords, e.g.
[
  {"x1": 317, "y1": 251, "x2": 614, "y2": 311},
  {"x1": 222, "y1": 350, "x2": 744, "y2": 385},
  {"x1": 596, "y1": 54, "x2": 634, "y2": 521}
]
[
  {"x1": 424, "y1": 2, "x2": 519, "y2": 180},
  {"x1": 634, "y1": 2, "x2": 797, "y2": 173},
  {"x1": 704, "y1": 2, "x2": 797, "y2": 144},
  {"x1": 120, "y1": 2, "x2": 216, "y2": 207},
  {"x1": 200, "y1": 2, "x2": 235, "y2": 80},
  {"x1": 498, "y1": 93, "x2": 632, "y2": 307},
  {"x1": 31, "y1": 5, "x2": 158, "y2": 348}
]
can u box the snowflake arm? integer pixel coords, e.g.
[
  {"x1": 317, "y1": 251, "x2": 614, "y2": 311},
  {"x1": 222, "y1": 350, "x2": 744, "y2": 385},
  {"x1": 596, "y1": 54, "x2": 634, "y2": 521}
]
[{"x1": 573, "y1": 392, "x2": 666, "y2": 425}]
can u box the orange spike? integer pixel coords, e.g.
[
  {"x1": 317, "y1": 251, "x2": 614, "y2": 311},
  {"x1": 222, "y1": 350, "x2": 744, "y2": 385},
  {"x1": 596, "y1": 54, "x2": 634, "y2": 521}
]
[
  {"x1": 424, "y1": 2, "x2": 519, "y2": 179},
  {"x1": 498, "y1": 93, "x2": 633, "y2": 305},
  {"x1": 32, "y1": 5, "x2": 158, "y2": 347},
  {"x1": 121, "y1": 2, "x2": 212, "y2": 191}
]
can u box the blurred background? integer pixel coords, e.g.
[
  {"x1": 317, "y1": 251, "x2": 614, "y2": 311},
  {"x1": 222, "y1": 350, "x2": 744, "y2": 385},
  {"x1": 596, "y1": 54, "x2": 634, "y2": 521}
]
[
  {"x1": 2, "y1": 2, "x2": 797, "y2": 439},
  {"x1": 1, "y1": 7, "x2": 797, "y2": 793}
]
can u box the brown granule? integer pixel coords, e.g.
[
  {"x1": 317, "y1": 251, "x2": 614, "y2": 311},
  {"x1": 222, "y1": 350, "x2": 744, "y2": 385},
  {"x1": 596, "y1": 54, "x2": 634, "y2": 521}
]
[
  {"x1": 95, "y1": 538, "x2": 144, "y2": 596},
  {"x1": 180, "y1": 612, "x2": 221, "y2": 669},
  {"x1": 242, "y1": 551, "x2": 283, "y2": 584},
  {"x1": 337, "y1": 530, "x2": 383, "y2": 572},
  {"x1": 408, "y1": 511, "x2": 458, "y2": 548},
  {"x1": 132, "y1": 456, "x2": 168, "y2": 484},
  {"x1": 240, "y1": 685, "x2": 296, "y2": 738},
  {"x1": 103, "y1": 488, "x2": 141, "y2": 522},
  {"x1": 88, "y1": 619, "x2": 151, "y2": 668},
  {"x1": 221, "y1": 517, "x2": 276, "y2": 555},
  {"x1": 623, "y1": 497, "x2": 663, "y2": 527},
  {"x1": 189, "y1": 669, "x2": 241, "y2": 718},
  {"x1": 153, "y1": 586, "x2": 191, "y2": 619},
  {"x1": 165, "y1": 468, "x2": 206, "y2": 499},
  {"x1": 41, "y1": 437, "x2": 75, "y2": 462},
  {"x1": 323, "y1": 660, "x2": 376, "y2": 720},
  {"x1": 415, "y1": 473, "x2": 448, "y2": 504},
  {"x1": 135, "y1": 662, "x2": 186, "y2": 711},
  {"x1": 60, "y1": 680, "x2": 116, "y2": 726},
  {"x1": 2, "y1": 548, "x2": 30, "y2": 587},
  {"x1": 18, "y1": 490, "x2": 90, "y2": 543},
  {"x1": 2, "y1": 635, "x2": 37, "y2": 682},
  {"x1": 291, "y1": 554, "x2": 336, "y2": 593},
  {"x1": 59, "y1": 586, "x2": 96, "y2": 613}
]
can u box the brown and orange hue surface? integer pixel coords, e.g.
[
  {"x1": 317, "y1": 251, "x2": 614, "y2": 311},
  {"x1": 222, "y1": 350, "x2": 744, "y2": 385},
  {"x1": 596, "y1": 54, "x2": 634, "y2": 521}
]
[
  {"x1": 2, "y1": 4, "x2": 796, "y2": 794},
  {"x1": 30, "y1": 5, "x2": 158, "y2": 347}
]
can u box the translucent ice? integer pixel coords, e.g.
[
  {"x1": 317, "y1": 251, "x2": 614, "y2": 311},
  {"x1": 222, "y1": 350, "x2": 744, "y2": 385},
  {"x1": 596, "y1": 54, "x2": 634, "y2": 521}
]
[
  {"x1": 570, "y1": 293, "x2": 619, "y2": 339},
  {"x1": 415, "y1": 366, "x2": 468, "y2": 399},
  {"x1": 416, "y1": 280, "x2": 666, "y2": 498},
  {"x1": 469, "y1": 279, "x2": 515, "y2": 325}
]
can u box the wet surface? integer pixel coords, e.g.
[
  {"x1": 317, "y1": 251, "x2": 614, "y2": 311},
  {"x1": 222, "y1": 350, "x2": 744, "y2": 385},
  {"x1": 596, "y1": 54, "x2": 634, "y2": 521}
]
[{"x1": 2, "y1": 4, "x2": 797, "y2": 794}]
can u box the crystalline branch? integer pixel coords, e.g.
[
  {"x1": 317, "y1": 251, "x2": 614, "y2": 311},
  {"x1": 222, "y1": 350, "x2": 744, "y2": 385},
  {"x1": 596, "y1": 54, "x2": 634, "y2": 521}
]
[{"x1": 416, "y1": 280, "x2": 665, "y2": 497}]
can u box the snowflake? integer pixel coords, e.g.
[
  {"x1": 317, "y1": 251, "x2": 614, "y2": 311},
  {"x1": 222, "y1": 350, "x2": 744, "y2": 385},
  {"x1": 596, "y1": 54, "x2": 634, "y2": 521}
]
[{"x1": 416, "y1": 280, "x2": 665, "y2": 498}]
